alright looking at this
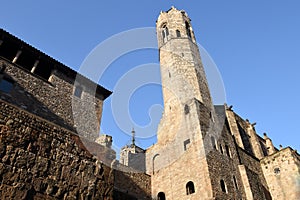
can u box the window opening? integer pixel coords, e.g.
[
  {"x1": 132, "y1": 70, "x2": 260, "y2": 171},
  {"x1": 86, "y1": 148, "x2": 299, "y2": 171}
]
[
  {"x1": 184, "y1": 104, "x2": 189, "y2": 114},
  {"x1": 211, "y1": 136, "x2": 217, "y2": 149},
  {"x1": 219, "y1": 144, "x2": 224, "y2": 154},
  {"x1": 186, "y1": 181, "x2": 195, "y2": 195},
  {"x1": 162, "y1": 24, "x2": 169, "y2": 43},
  {"x1": 185, "y1": 22, "x2": 192, "y2": 38},
  {"x1": 233, "y1": 176, "x2": 238, "y2": 190},
  {"x1": 74, "y1": 86, "x2": 83, "y2": 98},
  {"x1": 0, "y1": 77, "x2": 14, "y2": 93},
  {"x1": 220, "y1": 179, "x2": 227, "y2": 193},
  {"x1": 184, "y1": 139, "x2": 191, "y2": 151},
  {"x1": 225, "y1": 145, "x2": 231, "y2": 157},
  {"x1": 176, "y1": 30, "x2": 181, "y2": 37},
  {"x1": 274, "y1": 167, "x2": 280, "y2": 175},
  {"x1": 157, "y1": 192, "x2": 166, "y2": 200}
]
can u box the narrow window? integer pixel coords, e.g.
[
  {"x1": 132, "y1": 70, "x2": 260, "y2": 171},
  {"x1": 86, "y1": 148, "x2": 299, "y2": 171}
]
[
  {"x1": 219, "y1": 144, "x2": 224, "y2": 154},
  {"x1": 165, "y1": 27, "x2": 169, "y2": 37},
  {"x1": 220, "y1": 179, "x2": 227, "y2": 193},
  {"x1": 157, "y1": 192, "x2": 166, "y2": 200},
  {"x1": 184, "y1": 104, "x2": 189, "y2": 115},
  {"x1": 184, "y1": 139, "x2": 190, "y2": 151},
  {"x1": 0, "y1": 77, "x2": 14, "y2": 93},
  {"x1": 162, "y1": 24, "x2": 169, "y2": 43},
  {"x1": 233, "y1": 176, "x2": 238, "y2": 190},
  {"x1": 186, "y1": 181, "x2": 195, "y2": 195},
  {"x1": 185, "y1": 22, "x2": 191, "y2": 38},
  {"x1": 225, "y1": 145, "x2": 231, "y2": 157},
  {"x1": 74, "y1": 86, "x2": 83, "y2": 98},
  {"x1": 162, "y1": 30, "x2": 166, "y2": 41},
  {"x1": 176, "y1": 30, "x2": 181, "y2": 37},
  {"x1": 211, "y1": 136, "x2": 216, "y2": 149}
]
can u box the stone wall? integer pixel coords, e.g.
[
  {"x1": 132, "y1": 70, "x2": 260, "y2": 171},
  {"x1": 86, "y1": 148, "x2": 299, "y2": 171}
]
[
  {"x1": 237, "y1": 147, "x2": 271, "y2": 199},
  {"x1": 0, "y1": 57, "x2": 108, "y2": 141},
  {"x1": 146, "y1": 99, "x2": 214, "y2": 199},
  {"x1": 206, "y1": 124, "x2": 245, "y2": 200},
  {"x1": 261, "y1": 147, "x2": 300, "y2": 199},
  {"x1": 114, "y1": 169, "x2": 151, "y2": 200},
  {"x1": 0, "y1": 100, "x2": 114, "y2": 199}
]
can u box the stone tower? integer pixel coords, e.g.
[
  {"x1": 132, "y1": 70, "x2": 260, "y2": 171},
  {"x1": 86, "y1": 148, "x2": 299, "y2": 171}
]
[
  {"x1": 146, "y1": 7, "x2": 218, "y2": 199},
  {"x1": 155, "y1": 6, "x2": 214, "y2": 144},
  {"x1": 119, "y1": 129, "x2": 146, "y2": 172},
  {"x1": 146, "y1": 7, "x2": 291, "y2": 200}
]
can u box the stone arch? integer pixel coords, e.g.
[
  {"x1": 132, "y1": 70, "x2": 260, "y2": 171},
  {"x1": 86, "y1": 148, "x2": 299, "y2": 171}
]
[
  {"x1": 157, "y1": 192, "x2": 166, "y2": 200},
  {"x1": 186, "y1": 181, "x2": 195, "y2": 195}
]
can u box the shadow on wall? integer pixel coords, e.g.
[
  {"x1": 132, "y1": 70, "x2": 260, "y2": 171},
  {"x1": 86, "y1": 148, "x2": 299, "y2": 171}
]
[
  {"x1": 0, "y1": 102, "x2": 114, "y2": 199},
  {"x1": 114, "y1": 169, "x2": 152, "y2": 200},
  {"x1": 0, "y1": 71, "x2": 75, "y2": 132}
]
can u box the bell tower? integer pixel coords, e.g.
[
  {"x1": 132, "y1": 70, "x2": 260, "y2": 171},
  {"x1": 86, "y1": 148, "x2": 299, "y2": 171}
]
[
  {"x1": 155, "y1": 7, "x2": 213, "y2": 143},
  {"x1": 146, "y1": 7, "x2": 221, "y2": 199},
  {"x1": 157, "y1": 6, "x2": 212, "y2": 110}
]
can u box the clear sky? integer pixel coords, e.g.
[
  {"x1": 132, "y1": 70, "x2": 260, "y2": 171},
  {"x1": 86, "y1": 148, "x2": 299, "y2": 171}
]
[{"x1": 1, "y1": 1, "x2": 299, "y2": 154}]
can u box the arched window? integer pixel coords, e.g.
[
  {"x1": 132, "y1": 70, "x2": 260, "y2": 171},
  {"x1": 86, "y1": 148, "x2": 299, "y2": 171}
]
[
  {"x1": 162, "y1": 30, "x2": 166, "y2": 41},
  {"x1": 157, "y1": 192, "x2": 166, "y2": 200},
  {"x1": 162, "y1": 24, "x2": 169, "y2": 43},
  {"x1": 185, "y1": 22, "x2": 191, "y2": 38},
  {"x1": 176, "y1": 30, "x2": 181, "y2": 37},
  {"x1": 211, "y1": 136, "x2": 216, "y2": 149},
  {"x1": 220, "y1": 179, "x2": 227, "y2": 193},
  {"x1": 165, "y1": 27, "x2": 169, "y2": 37},
  {"x1": 186, "y1": 181, "x2": 195, "y2": 195}
]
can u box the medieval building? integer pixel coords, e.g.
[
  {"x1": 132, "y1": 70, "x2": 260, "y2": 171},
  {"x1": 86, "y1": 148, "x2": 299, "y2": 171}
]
[{"x1": 0, "y1": 6, "x2": 299, "y2": 200}]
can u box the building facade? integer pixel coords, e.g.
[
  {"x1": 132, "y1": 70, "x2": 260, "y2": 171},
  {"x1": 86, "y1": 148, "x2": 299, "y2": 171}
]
[
  {"x1": 0, "y1": 6, "x2": 299, "y2": 200},
  {"x1": 129, "y1": 7, "x2": 299, "y2": 200},
  {"x1": 0, "y1": 28, "x2": 111, "y2": 141}
]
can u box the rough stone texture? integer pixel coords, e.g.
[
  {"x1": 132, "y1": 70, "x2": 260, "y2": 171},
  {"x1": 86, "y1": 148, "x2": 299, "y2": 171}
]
[
  {"x1": 0, "y1": 100, "x2": 114, "y2": 199},
  {"x1": 0, "y1": 57, "x2": 105, "y2": 141},
  {"x1": 145, "y1": 7, "x2": 299, "y2": 200},
  {"x1": 146, "y1": 98, "x2": 214, "y2": 199},
  {"x1": 114, "y1": 170, "x2": 151, "y2": 200},
  {"x1": 156, "y1": 6, "x2": 213, "y2": 143},
  {"x1": 261, "y1": 147, "x2": 300, "y2": 199},
  {"x1": 1, "y1": 7, "x2": 300, "y2": 200},
  {"x1": 0, "y1": 30, "x2": 111, "y2": 141},
  {"x1": 119, "y1": 145, "x2": 146, "y2": 173}
]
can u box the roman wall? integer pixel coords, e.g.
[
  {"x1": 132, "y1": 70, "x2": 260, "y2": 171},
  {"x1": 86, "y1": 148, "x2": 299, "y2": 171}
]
[{"x1": 0, "y1": 100, "x2": 114, "y2": 199}]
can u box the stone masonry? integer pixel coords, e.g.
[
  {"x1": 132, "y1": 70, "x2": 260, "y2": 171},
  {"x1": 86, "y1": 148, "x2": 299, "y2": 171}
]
[
  {"x1": 0, "y1": 28, "x2": 111, "y2": 141},
  {"x1": 0, "y1": 100, "x2": 114, "y2": 199},
  {"x1": 143, "y1": 7, "x2": 300, "y2": 200},
  {"x1": 0, "y1": 6, "x2": 299, "y2": 200}
]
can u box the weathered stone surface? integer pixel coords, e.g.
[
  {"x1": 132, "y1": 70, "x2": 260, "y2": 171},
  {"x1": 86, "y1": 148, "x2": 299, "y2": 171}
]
[
  {"x1": 0, "y1": 100, "x2": 114, "y2": 199},
  {"x1": 261, "y1": 147, "x2": 300, "y2": 199},
  {"x1": 0, "y1": 53, "x2": 109, "y2": 141},
  {"x1": 114, "y1": 169, "x2": 151, "y2": 200}
]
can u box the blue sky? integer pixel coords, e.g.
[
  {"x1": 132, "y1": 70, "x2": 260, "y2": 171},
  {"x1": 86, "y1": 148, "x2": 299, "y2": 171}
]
[{"x1": 1, "y1": 1, "x2": 299, "y2": 154}]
